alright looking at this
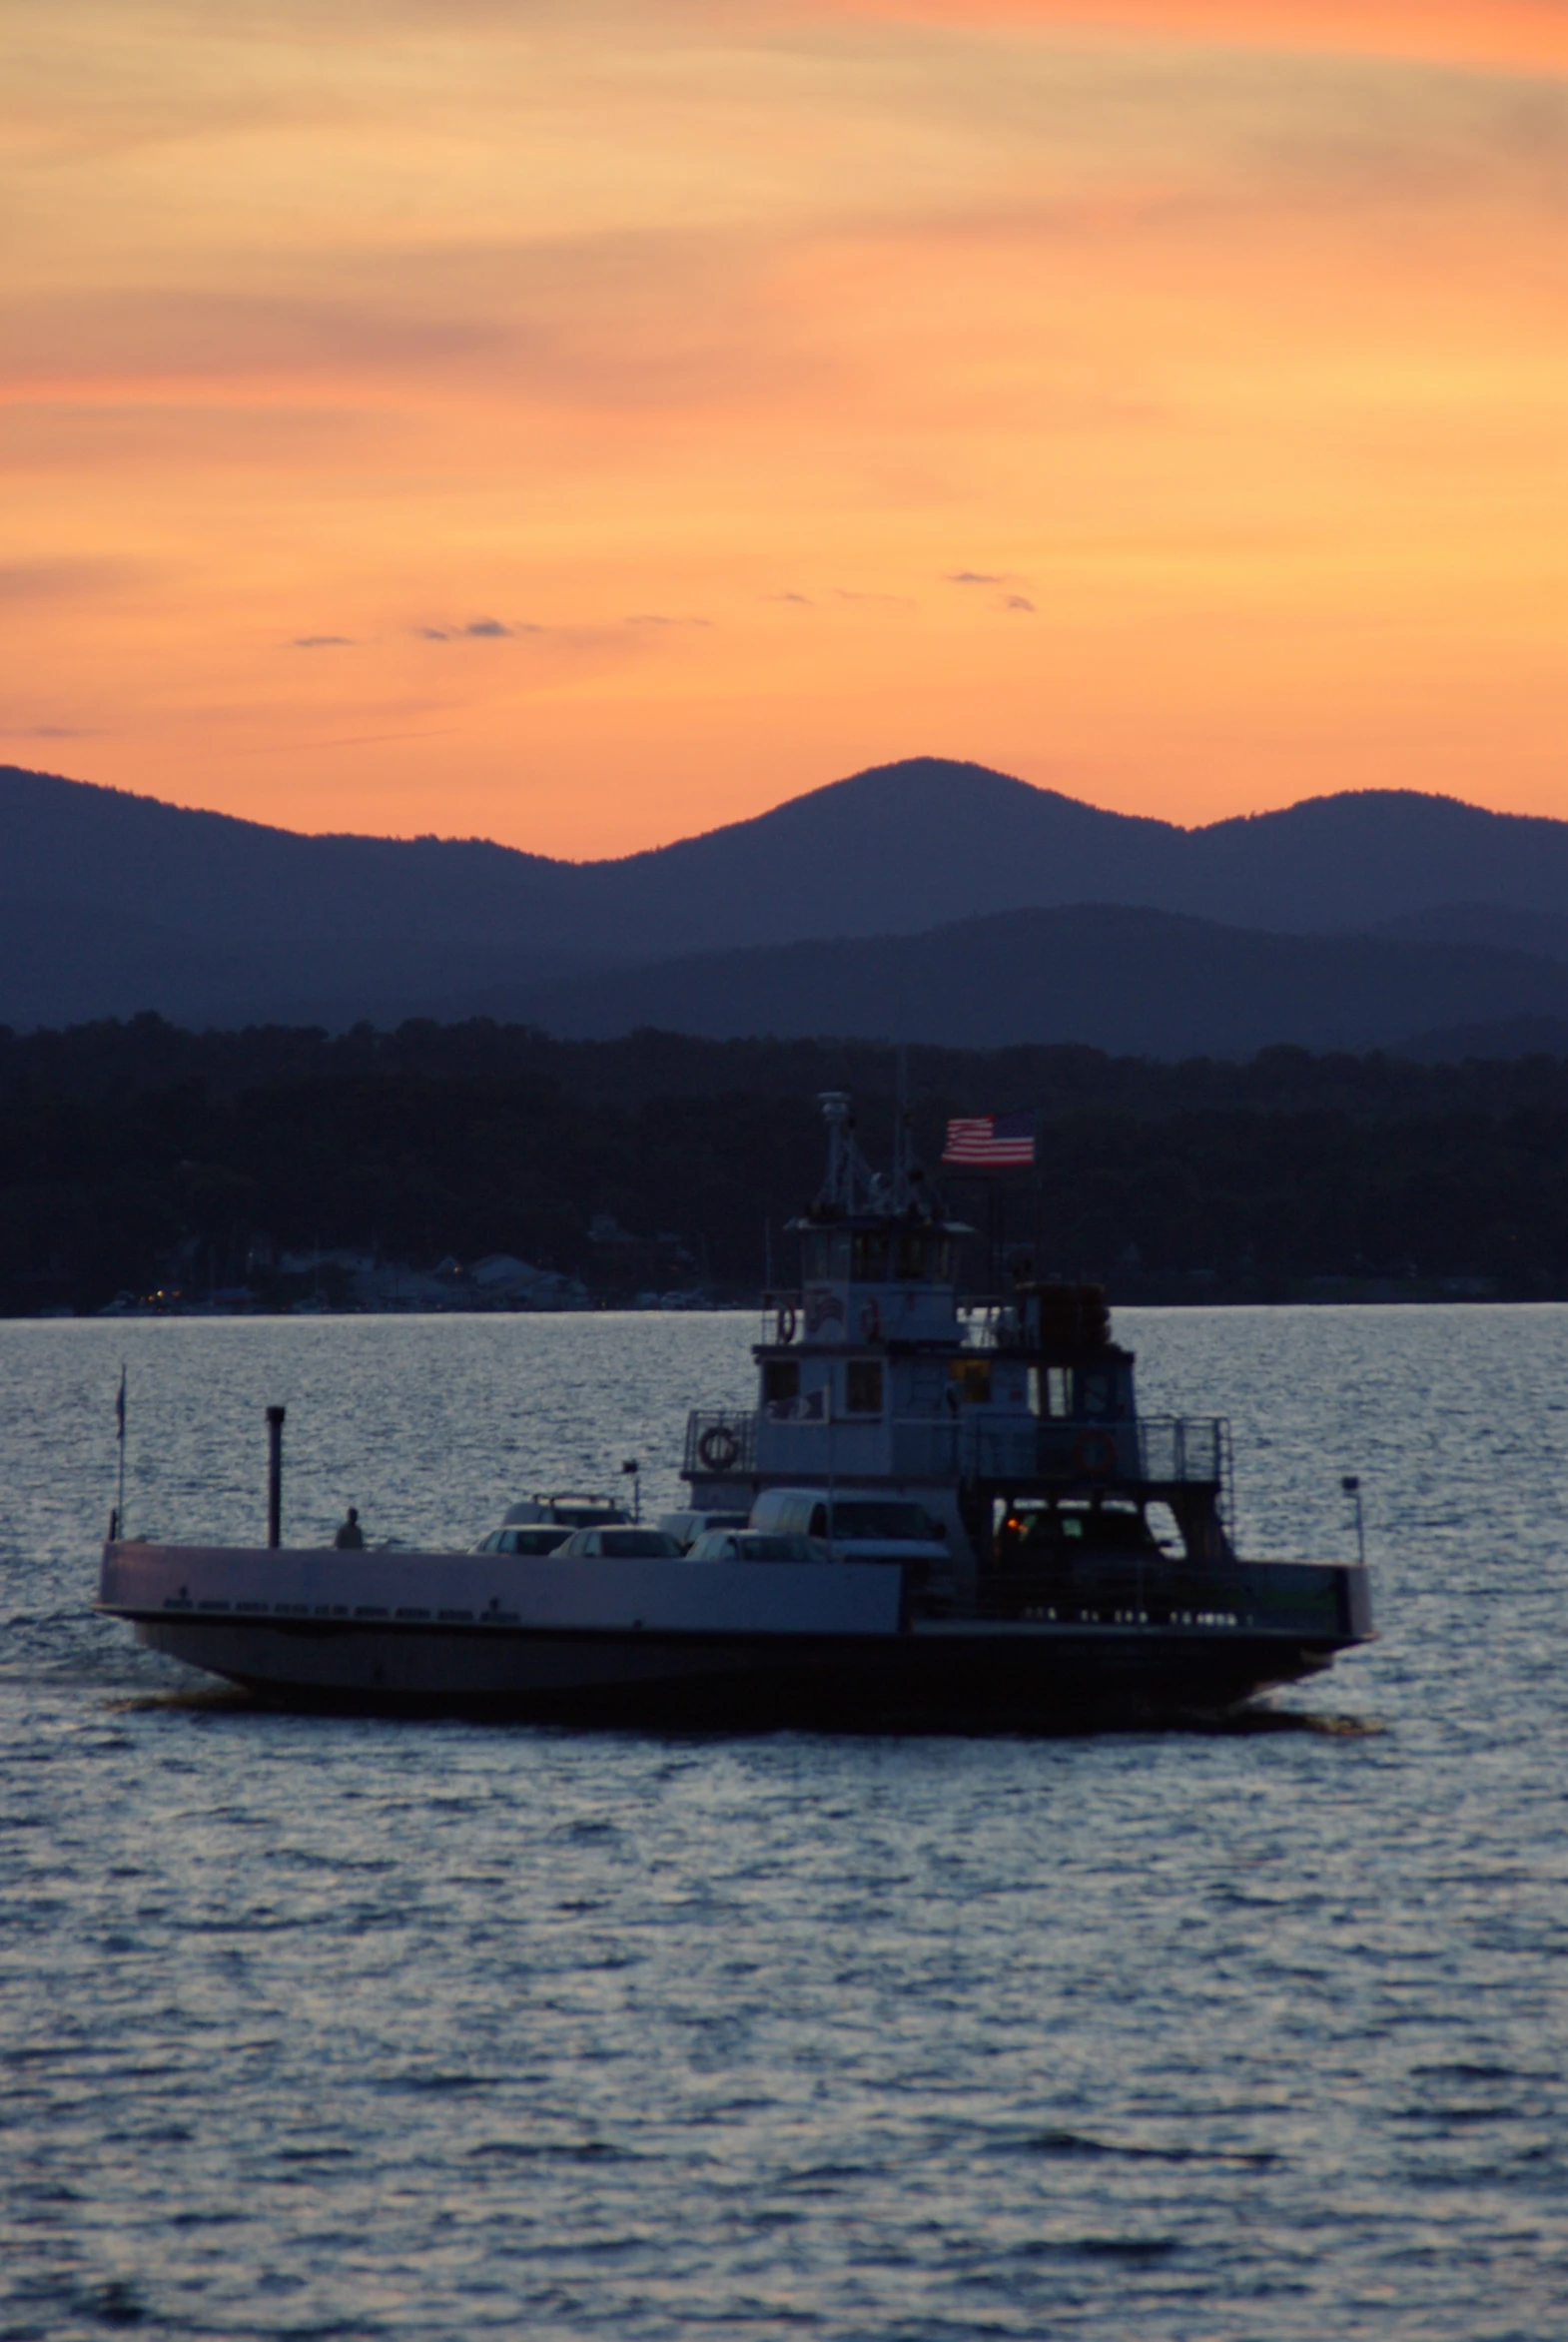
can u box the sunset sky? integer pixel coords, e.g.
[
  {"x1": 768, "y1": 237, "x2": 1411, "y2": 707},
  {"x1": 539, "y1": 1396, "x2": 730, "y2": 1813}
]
[{"x1": 3, "y1": 0, "x2": 1564, "y2": 858}]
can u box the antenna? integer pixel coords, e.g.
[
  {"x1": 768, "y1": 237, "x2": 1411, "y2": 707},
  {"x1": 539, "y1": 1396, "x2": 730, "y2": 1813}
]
[
  {"x1": 815, "y1": 1092, "x2": 866, "y2": 1212},
  {"x1": 893, "y1": 1045, "x2": 910, "y2": 1209},
  {"x1": 112, "y1": 1362, "x2": 127, "y2": 1543}
]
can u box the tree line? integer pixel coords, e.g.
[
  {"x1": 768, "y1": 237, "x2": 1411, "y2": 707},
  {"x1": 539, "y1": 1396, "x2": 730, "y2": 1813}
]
[{"x1": 5, "y1": 1015, "x2": 1568, "y2": 1309}]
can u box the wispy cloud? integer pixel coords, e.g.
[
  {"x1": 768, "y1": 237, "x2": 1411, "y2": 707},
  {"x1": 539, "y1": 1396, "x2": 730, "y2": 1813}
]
[
  {"x1": 945, "y1": 569, "x2": 1005, "y2": 584},
  {"x1": 819, "y1": 1, "x2": 1568, "y2": 75},
  {"x1": 291, "y1": 634, "x2": 355, "y2": 648},
  {"x1": 415, "y1": 617, "x2": 540, "y2": 641},
  {"x1": 0, "y1": 722, "x2": 99, "y2": 738},
  {"x1": 626, "y1": 612, "x2": 711, "y2": 626},
  {"x1": 246, "y1": 726, "x2": 464, "y2": 754},
  {"x1": 1004, "y1": 594, "x2": 1036, "y2": 612},
  {"x1": 0, "y1": 558, "x2": 143, "y2": 602}
]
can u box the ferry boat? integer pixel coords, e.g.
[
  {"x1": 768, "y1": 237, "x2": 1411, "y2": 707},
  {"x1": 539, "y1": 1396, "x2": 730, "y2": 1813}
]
[{"x1": 97, "y1": 1096, "x2": 1372, "y2": 1727}]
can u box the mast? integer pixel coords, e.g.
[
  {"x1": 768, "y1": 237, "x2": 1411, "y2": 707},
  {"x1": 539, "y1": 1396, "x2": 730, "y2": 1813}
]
[
  {"x1": 814, "y1": 1091, "x2": 878, "y2": 1216},
  {"x1": 891, "y1": 1044, "x2": 911, "y2": 1212}
]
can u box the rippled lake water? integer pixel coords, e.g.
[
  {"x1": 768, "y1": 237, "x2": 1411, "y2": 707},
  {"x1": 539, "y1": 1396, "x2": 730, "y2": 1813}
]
[{"x1": 3, "y1": 1307, "x2": 1566, "y2": 2339}]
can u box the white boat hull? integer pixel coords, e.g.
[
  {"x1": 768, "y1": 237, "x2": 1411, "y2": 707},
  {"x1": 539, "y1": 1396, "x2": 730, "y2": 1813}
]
[{"x1": 101, "y1": 1542, "x2": 1371, "y2": 1727}]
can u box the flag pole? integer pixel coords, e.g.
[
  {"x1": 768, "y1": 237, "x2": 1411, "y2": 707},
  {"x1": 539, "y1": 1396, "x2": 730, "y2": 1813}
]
[{"x1": 115, "y1": 1363, "x2": 127, "y2": 1541}]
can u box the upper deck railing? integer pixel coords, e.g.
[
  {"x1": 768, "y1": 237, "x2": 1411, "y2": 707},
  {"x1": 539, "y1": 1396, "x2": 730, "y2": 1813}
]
[{"x1": 685, "y1": 1408, "x2": 1229, "y2": 1490}]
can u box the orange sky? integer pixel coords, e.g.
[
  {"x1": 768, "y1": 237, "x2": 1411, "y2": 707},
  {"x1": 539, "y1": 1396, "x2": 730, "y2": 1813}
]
[{"x1": 2, "y1": 0, "x2": 1564, "y2": 857}]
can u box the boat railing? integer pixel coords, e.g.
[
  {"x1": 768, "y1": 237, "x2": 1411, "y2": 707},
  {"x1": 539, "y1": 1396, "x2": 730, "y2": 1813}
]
[
  {"x1": 683, "y1": 1409, "x2": 760, "y2": 1478},
  {"x1": 686, "y1": 1408, "x2": 1228, "y2": 1489},
  {"x1": 956, "y1": 1414, "x2": 1228, "y2": 1487}
]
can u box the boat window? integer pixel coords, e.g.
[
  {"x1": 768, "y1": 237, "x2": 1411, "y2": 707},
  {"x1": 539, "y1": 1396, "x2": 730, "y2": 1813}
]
[
  {"x1": 852, "y1": 1231, "x2": 890, "y2": 1281},
  {"x1": 845, "y1": 1359, "x2": 883, "y2": 1414},
  {"x1": 809, "y1": 1503, "x2": 829, "y2": 1538},
  {"x1": 801, "y1": 1230, "x2": 850, "y2": 1280},
  {"x1": 893, "y1": 1232, "x2": 929, "y2": 1281},
  {"x1": 888, "y1": 1233, "x2": 954, "y2": 1282},
  {"x1": 764, "y1": 1359, "x2": 800, "y2": 1406},
  {"x1": 1080, "y1": 1371, "x2": 1115, "y2": 1419},
  {"x1": 737, "y1": 1533, "x2": 818, "y2": 1562},
  {"x1": 1030, "y1": 1366, "x2": 1074, "y2": 1418},
  {"x1": 950, "y1": 1358, "x2": 992, "y2": 1405},
  {"x1": 830, "y1": 1500, "x2": 942, "y2": 1542}
]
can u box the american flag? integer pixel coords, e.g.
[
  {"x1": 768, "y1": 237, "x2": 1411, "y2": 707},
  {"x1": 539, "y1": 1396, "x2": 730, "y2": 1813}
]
[{"x1": 942, "y1": 1111, "x2": 1036, "y2": 1168}]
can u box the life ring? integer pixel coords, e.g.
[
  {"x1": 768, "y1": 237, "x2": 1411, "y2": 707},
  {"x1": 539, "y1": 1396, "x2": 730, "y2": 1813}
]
[
  {"x1": 859, "y1": 1295, "x2": 881, "y2": 1341},
  {"x1": 1074, "y1": 1427, "x2": 1117, "y2": 1479},
  {"x1": 697, "y1": 1424, "x2": 742, "y2": 1474},
  {"x1": 777, "y1": 1302, "x2": 797, "y2": 1344}
]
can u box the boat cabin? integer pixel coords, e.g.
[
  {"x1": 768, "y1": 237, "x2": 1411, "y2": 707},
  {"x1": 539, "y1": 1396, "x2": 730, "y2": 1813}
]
[{"x1": 683, "y1": 1091, "x2": 1234, "y2": 1596}]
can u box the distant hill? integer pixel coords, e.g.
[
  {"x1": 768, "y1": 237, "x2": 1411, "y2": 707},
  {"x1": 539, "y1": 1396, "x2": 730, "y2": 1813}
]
[
  {"x1": 0, "y1": 899, "x2": 579, "y2": 1034},
  {"x1": 10, "y1": 755, "x2": 1568, "y2": 1036},
  {"x1": 1369, "y1": 903, "x2": 1568, "y2": 964},
  {"x1": 501, "y1": 904, "x2": 1568, "y2": 1059}
]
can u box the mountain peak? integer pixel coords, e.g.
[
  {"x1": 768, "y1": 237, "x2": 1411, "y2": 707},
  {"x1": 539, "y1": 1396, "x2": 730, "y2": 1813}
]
[{"x1": 5, "y1": 756, "x2": 1568, "y2": 1033}]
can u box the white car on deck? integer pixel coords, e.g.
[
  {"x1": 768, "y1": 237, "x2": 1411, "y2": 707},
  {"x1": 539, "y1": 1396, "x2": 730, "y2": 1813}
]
[{"x1": 684, "y1": 1530, "x2": 829, "y2": 1565}]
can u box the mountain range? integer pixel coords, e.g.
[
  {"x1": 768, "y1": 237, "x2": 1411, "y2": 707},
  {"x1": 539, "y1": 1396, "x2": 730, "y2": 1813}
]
[{"x1": 7, "y1": 755, "x2": 1568, "y2": 1054}]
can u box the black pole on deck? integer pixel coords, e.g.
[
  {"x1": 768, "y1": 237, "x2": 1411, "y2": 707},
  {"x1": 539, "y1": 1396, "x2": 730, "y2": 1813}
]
[{"x1": 267, "y1": 1405, "x2": 287, "y2": 1548}]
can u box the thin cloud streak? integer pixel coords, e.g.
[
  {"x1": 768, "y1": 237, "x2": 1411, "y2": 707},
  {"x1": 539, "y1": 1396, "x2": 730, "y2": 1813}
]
[
  {"x1": 0, "y1": 722, "x2": 101, "y2": 738},
  {"x1": 815, "y1": 0, "x2": 1568, "y2": 74}
]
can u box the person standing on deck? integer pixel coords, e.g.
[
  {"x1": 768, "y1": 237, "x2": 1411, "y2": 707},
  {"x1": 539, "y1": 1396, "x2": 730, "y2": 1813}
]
[{"x1": 334, "y1": 1506, "x2": 365, "y2": 1549}]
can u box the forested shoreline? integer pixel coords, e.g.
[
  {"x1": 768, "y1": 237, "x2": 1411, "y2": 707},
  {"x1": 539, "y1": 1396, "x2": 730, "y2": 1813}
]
[{"x1": 5, "y1": 1014, "x2": 1568, "y2": 1312}]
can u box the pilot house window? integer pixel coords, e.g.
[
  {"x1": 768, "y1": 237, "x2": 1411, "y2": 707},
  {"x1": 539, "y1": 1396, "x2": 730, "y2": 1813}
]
[
  {"x1": 891, "y1": 1232, "x2": 955, "y2": 1282},
  {"x1": 764, "y1": 1359, "x2": 800, "y2": 1406},
  {"x1": 1030, "y1": 1365, "x2": 1075, "y2": 1418},
  {"x1": 852, "y1": 1231, "x2": 890, "y2": 1282},
  {"x1": 845, "y1": 1359, "x2": 884, "y2": 1414},
  {"x1": 800, "y1": 1230, "x2": 850, "y2": 1281}
]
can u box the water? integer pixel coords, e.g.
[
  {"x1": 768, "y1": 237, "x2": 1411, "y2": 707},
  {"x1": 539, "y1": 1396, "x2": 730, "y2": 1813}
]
[{"x1": 3, "y1": 1307, "x2": 1566, "y2": 2339}]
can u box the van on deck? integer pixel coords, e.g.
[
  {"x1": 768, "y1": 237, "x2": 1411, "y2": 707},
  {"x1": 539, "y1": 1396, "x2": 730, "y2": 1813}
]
[{"x1": 748, "y1": 1487, "x2": 950, "y2": 1570}]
